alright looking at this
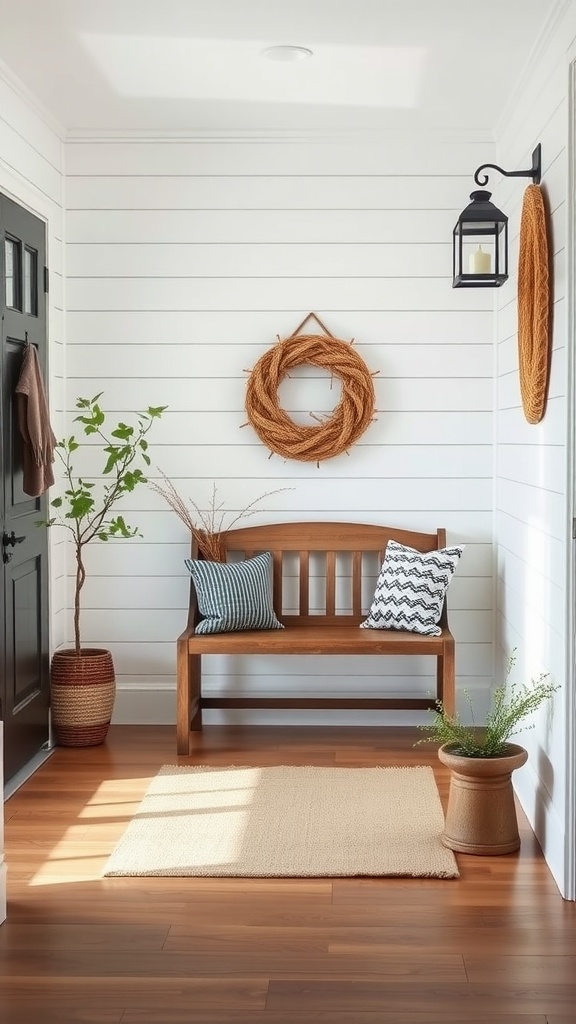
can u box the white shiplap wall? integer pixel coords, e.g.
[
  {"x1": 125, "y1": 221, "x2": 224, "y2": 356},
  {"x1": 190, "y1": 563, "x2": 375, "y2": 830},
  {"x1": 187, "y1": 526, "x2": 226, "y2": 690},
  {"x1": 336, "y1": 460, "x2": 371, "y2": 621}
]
[
  {"x1": 0, "y1": 65, "x2": 66, "y2": 653},
  {"x1": 494, "y1": 3, "x2": 576, "y2": 895},
  {"x1": 64, "y1": 135, "x2": 495, "y2": 725}
]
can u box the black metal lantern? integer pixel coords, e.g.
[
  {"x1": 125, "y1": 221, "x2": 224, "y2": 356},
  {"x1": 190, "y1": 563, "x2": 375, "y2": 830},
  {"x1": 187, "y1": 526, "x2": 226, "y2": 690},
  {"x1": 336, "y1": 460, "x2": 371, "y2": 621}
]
[
  {"x1": 453, "y1": 190, "x2": 508, "y2": 288},
  {"x1": 452, "y1": 144, "x2": 542, "y2": 289}
]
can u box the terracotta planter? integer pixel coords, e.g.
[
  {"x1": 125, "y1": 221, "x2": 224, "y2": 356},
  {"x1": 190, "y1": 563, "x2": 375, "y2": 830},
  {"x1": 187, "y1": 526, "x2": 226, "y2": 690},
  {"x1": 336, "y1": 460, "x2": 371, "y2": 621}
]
[
  {"x1": 438, "y1": 742, "x2": 528, "y2": 855},
  {"x1": 50, "y1": 648, "x2": 116, "y2": 747}
]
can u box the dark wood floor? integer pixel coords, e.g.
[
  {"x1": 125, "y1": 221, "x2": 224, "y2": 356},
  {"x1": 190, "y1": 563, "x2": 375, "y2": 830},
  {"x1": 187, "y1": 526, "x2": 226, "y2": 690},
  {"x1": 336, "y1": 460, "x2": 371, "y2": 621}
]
[{"x1": 2, "y1": 725, "x2": 576, "y2": 1024}]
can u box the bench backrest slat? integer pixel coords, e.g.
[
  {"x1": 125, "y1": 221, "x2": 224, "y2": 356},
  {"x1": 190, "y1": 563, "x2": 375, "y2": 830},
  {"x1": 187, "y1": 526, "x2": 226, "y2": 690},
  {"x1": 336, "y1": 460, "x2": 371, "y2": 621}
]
[
  {"x1": 325, "y1": 551, "x2": 336, "y2": 616},
  {"x1": 299, "y1": 551, "x2": 310, "y2": 616},
  {"x1": 352, "y1": 550, "x2": 362, "y2": 617},
  {"x1": 272, "y1": 550, "x2": 283, "y2": 612}
]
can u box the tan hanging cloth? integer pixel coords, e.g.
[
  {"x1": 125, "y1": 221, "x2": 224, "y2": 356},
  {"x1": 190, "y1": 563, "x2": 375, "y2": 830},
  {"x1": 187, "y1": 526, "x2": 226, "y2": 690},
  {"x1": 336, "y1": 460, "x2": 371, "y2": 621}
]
[
  {"x1": 15, "y1": 344, "x2": 57, "y2": 497},
  {"x1": 517, "y1": 184, "x2": 551, "y2": 424}
]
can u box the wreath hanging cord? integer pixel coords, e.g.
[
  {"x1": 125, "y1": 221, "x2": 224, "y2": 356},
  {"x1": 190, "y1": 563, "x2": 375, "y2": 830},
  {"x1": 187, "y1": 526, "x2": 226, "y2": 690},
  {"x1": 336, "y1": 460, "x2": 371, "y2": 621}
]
[{"x1": 245, "y1": 325, "x2": 376, "y2": 463}]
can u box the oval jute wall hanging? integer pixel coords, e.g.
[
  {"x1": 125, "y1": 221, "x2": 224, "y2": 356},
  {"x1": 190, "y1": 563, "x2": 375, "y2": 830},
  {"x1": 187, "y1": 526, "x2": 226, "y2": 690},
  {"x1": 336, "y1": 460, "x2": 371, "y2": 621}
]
[
  {"x1": 244, "y1": 313, "x2": 376, "y2": 463},
  {"x1": 517, "y1": 184, "x2": 551, "y2": 425}
]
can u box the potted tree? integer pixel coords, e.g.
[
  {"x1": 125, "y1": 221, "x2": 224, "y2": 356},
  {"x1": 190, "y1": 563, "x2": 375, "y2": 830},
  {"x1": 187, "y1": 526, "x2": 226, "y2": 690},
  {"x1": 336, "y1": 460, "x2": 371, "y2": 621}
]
[
  {"x1": 418, "y1": 657, "x2": 559, "y2": 855},
  {"x1": 41, "y1": 394, "x2": 166, "y2": 746}
]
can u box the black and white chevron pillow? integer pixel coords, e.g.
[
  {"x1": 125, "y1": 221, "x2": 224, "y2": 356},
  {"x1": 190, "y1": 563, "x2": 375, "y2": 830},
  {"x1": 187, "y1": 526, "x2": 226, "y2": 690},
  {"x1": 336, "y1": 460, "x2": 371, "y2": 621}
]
[{"x1": 361, "y1": 540, "x2": 464, "y2": 637}]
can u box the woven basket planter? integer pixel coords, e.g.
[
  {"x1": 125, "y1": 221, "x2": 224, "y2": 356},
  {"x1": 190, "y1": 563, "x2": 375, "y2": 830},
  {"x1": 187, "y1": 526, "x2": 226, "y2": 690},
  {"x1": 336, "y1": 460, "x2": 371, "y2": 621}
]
[{"x1": 50, "y1": 648, "x2": 116, "y2": 747}]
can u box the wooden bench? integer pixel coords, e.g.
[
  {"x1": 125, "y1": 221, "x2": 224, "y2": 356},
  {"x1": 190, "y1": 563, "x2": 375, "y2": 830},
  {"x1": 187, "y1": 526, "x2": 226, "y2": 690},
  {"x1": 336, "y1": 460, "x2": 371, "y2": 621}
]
[{"x1": 177, "y1": 522, "x2": 455, "y2": 754}]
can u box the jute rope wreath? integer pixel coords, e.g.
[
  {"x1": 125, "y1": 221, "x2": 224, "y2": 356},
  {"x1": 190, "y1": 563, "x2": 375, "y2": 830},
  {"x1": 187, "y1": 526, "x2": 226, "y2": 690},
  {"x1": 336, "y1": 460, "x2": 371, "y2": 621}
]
[
  {"x1": 518, "y1": 184, "x2": 551, "y2": 425},
  {"x1": 244, "y1": 313, "x2": 377, "y2": 463}
]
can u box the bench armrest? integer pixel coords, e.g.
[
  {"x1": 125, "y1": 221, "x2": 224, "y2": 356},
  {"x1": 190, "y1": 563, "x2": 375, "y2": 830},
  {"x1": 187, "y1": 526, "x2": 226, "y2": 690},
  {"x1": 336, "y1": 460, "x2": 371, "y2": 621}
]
[{"x1": 177, "y1": 623, "x2": 196, "y2": 644}]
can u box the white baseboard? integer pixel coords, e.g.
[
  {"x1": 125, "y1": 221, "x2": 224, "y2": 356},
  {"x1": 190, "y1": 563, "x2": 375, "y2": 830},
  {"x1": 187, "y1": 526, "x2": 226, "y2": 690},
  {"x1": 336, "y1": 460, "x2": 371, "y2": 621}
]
[
  {"x1": 514, "y1": 760, "x2": 566, "y2": 899},
  {"x1": 111, "y1": 688, "x2": 430, "y2": 726},
  {"x1": 112, "y1": 687, "x2": 177, "y2": 725},
  {"x1": 111, "y1": 684, "x2": 493, "y2": 727}
]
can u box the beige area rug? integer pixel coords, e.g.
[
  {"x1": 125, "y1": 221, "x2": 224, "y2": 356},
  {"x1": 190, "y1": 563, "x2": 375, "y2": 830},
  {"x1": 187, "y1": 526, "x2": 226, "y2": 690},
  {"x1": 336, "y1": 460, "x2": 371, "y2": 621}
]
[{"x1": 103, "y1": 764, "x2": 458, "y2": 879}]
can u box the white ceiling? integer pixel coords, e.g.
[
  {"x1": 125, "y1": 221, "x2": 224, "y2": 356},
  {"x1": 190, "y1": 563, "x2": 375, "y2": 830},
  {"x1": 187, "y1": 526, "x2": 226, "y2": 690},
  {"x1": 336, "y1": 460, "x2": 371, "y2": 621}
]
[{"x1": 0, "y1": 0, "x2": 560, "y2": 134}]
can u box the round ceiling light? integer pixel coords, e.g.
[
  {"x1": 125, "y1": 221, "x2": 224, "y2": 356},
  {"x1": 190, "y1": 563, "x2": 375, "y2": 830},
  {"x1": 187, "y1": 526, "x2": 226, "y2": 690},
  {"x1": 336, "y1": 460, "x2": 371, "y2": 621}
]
[{"x1": 261, "y1": 45, "x2": 313, "y2": 62}]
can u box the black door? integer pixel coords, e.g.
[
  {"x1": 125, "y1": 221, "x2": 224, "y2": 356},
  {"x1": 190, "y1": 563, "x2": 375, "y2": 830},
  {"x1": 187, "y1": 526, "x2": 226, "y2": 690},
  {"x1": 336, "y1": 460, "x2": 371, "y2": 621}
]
[{"x1": 0, "y1": 193, "x2": 50, "y2": 783}]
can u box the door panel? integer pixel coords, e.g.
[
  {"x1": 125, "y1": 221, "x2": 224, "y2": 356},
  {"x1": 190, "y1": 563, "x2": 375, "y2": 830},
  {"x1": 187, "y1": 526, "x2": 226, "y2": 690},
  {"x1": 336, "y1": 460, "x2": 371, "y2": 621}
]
[
  {"x1": 5, "y1": 555, "x2": 47, "y2": 768},
  {"x1": 1, "y1": 193, "x2": 50, "y2": 784}
]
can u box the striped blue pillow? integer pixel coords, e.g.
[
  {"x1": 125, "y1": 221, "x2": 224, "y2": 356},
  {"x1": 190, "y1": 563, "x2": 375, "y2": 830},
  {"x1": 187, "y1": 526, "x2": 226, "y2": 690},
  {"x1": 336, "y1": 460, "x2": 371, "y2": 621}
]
[{"x1": 184, "y1": 551, "x2": 284, "y2": 635}]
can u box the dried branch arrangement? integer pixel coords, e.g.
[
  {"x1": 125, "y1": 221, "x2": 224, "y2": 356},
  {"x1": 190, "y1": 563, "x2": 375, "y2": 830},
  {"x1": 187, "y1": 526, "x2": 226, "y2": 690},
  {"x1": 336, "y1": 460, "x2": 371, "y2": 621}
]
[{"x1": 151, "y1": 471, "x2": 291, "y2": 561}]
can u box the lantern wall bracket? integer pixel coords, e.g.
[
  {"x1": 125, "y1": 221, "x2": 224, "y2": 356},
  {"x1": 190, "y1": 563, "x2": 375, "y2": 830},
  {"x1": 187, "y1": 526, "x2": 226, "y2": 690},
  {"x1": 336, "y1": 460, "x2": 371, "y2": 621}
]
[{"x1": 473, "y1": 143, "x2": 541, "y2": 188}]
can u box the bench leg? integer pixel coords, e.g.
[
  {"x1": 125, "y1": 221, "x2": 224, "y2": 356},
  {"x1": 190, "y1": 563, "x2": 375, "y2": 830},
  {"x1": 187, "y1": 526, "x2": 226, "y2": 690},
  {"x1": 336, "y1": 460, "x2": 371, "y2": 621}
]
[
  {"x1": 177, "y1": 643, "x2": 203, "y2": 755},
  {"x1": 189, "y1": 655, "x2": 203, "y2": 732},
  {"x1": 437, "y1": 638, "x2": 455, "y2": 716}
]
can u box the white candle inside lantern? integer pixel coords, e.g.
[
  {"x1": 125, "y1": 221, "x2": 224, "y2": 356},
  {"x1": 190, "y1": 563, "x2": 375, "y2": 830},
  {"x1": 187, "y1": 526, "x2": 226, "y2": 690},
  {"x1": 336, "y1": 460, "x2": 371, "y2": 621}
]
[{"x1": 469, "y1": 245, "x2": 491, "y2": 274}]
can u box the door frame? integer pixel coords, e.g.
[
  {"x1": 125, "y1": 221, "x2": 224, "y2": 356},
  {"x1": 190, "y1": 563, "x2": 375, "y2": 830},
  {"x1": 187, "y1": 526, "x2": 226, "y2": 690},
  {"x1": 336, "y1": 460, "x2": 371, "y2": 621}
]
[
  {"x1": 1, "y1": 191, "x2": 52, "y2": 785},
  {"x1": 0, "y1": 173, "x2": 57, "y2": 791},
  {"x1": 565, "y1": 57, "x2": 576, "y2": 902}
]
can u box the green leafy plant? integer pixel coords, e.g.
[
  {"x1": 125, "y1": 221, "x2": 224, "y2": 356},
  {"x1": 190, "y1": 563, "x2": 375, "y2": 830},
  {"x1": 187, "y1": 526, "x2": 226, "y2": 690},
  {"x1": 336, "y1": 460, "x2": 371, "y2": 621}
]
[
  {"x1": 417, "y1": 654, "x2": 559, "y2": 757},
  {"x1": 40, "y1": 393, "x2": 166, "y2": 655}
]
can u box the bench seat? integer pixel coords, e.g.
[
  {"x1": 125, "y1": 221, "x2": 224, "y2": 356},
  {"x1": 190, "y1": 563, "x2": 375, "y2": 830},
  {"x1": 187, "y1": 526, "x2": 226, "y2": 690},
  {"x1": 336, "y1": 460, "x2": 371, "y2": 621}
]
[{"x1": 187, "y1": 623, "x2": 452, "y2": 656}]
